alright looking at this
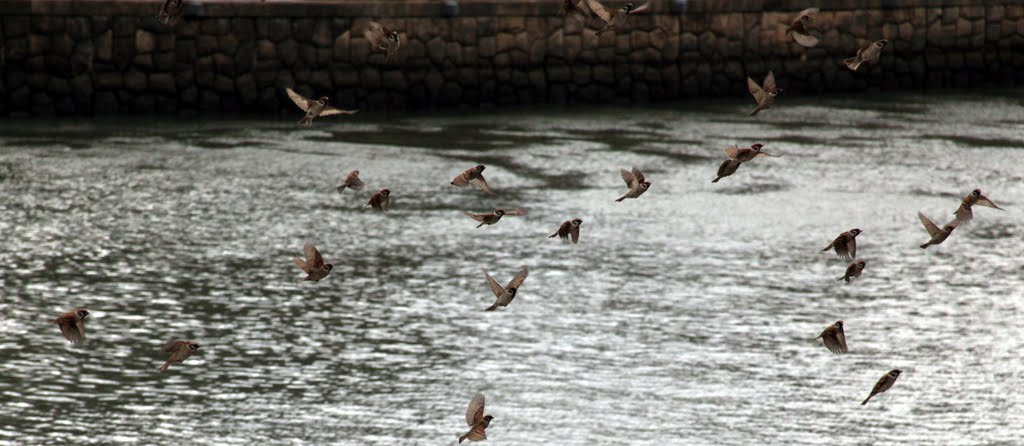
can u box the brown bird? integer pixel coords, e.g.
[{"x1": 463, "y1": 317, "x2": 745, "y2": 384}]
[
  {"x1": 364, "y1": 22, "x2": 401, "y2": 63},
  {"x1": 294, "y1": 241, "x2": 333, "y2": 282},
  {"x1": 844, "y1": 39, "x2": 888, "y2": 71},
  {"x1": 158, "y1": 340, "x2": 200, "y2": 372},
  {"x1": 786, "y1": 7, "x2": 820, "y2": 47},
  {"x1": 821, "y1": 228, "x2": 861, "y2": 260},
  {"x1": 54, "y1": 308, "x2": 89, "y2": 344},
  {"x1": 919, "y1": 211, "x2": 957, "y2": 249},
  {"x1": 286, "y1": 87, "x2": 357, "y2": 126},
  {"x1": 862, "y1": 369, "x2": 902, "y2": 405},
  {"x1": 464, "y1": 208, "x2": 527, "y2": 228},
  {"x1": 837, "y1": 260, "x2": 866, "y2": 283},
  {"x1": 484, "y1": 266, "x2": 529, "y2": 311},
  {"x1": 336, "y1": 169, "x2": 365, "y2": 193},
  {"x1": 712, "y1": 158, "x2": 742, "y2": 183},
  {"x1": 747, "y1": 71, "x2": 781, "y2": 116},
  {"x1": 954, "y1": 189, "x2": 1003, "y2": 225},
  {"x1": 157, "y1": 0, "x2": 184, "y2": 26},
  {"x1": 549, "y1": 218, "x2": 583, "y2": 244},
  {"x1": 815, "y1": 320, "x2": 848, "y2": 354},
  {"x1": 587, "y1": 0, "x2": 650, "y2": 35},
  {"x1": 458, "y1": 392, "x2": 494, "y2": 443},
  {"x1": 365, "y1": 188, "x2": 391, "y2": 211},
  {"x1": 451, "y1": 165, "x2": 494, "y2": 195},
  {"x1": 616, "y1": 167, "x2": 650, "y2": 201}
]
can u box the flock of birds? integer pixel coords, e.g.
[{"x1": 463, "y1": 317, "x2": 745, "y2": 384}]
[{"x1": 42, "y1": 2, "x2": 1004, "y2": 443}]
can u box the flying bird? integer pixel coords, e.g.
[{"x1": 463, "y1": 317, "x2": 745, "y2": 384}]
[
  {"x1": 918, "y1": 211, "x2": 957, "y2": 249},
  {"x1": 586, "y1": 0, "x2": 650, "y2": 35},
  {"x1": 365, "y1": 188, "x2": 391, "y2": 211},
  {"x1": 294, "y1": 241, "x2": 333, "y2": 282},
  {"x1": 821, "y1": 228, "x2": 861, "y2": 260},
  {"x1": 713, "y1": 143, "x2": 776, "y2": 182},
  {"x1": 954, "y1": 189, "x2": 1003, "y2": 224},
  {"x1": 451, "y1": 165, "x2": 495, "y2": 195},
  {"x1": 786, "y1": 7, "x2": 820, "y2": 47},
  {"x1": 458, "y1": 393, "x2": 494, "y2": 443},
  {"x1": 54, "y1": 308, "x2": 89, "y2": 344},
  {"x1": 336, "y1": 170, "x2": 365, "y2": 193},
  {"x1": 157, "y1": 0, "x2": 184, "y2": 26},
  {"x1": 549, "y1": 218, "x2": 583, "y2": 244},
  {"x1": 838, "y1": 260, "x2": 866, "y2": 283},
  {"x1": 747, "y1": 71, "x2": 781, "y2": 116},
  {"x1": 616, "y1": 167, "x2": 650, "y2": 201},
  {"x1": 862, "y1": 369, "x2": 902, "y2": 405},
  {"x1": 815, "y1": 320, "x2": 848, "y2": 354},
  {"x1": 158, "y1": 340, "x2": 200, "y2": 372},
  {"x1": 365, "y1": 22, "x2": 401, "y2": 63},
  {"x1": 286, "y1": 87, "x2": 357, "y2": 126},
  {"x1": 464, "y1": 208, "x2": 527, "y2": 228},
  {"x1": 484, "y1": 267, "x2": 529, "y2": 311},
  {"x1": 844, "y1": 39, "x2": 888, "y2": 71}
]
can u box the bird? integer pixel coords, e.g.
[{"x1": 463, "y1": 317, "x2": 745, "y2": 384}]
[
  {"x1": 844, "y1": 39, "x2": 888, "y2": 71},
  {"x1": 549, "y1": 218, "x2": 583, "y2": 244},
  {"x1": 484, "y1": 266, "x2": 528, "y2": 311},
  {"x1": 336, "y1": 170, "x2": 365, "y2": 193},
  {"x1": 918, "y1": 211, "x2": 957, "y2": 249},
  {"x1": 815, "y1": 320, "x2": 848, "y2": 354},
  {"x1": 786, "y1": 7, "x2": 820, "y2": 47},
  {"x1": 157, "y1": 0, "x2": 184, "y2": 26},
  {"x1": 365, "y1": 188, "x2": 391, "y2": 211},
  {"x1": 451, "y1": 165, "x2": 495, "y2": 194},
  {"x1": 294, "y1": 241, "x2": 333, "y2": 282},
  {"x1": 838, "y1": 260, "x2": 866, "y2": 283},
  {"x1": 285, "y1": 88, "x2": 357, "y2": 126},
  {"x1": 586, "y1": 0, "x2": 650, "y2": 35},
  {"x1": 821, "y1": 228, "x2": 861, "y2": 260},
  {"x1": 616, "y1": 167, "x2": 650, "y2": 202},
  {"x1": 458, "y1": 392, "x2": 494, "y2": 443},
  {"x1": 747, "y1": 71, "x2": 781, "y2": 116},
  {"x1": 54, "y1": 308, "x2": 89, "y2": 344},
  {"x1": 712, "y1": 158, "x2": 742, "y2": 183},
  {"x1": 862, "y1": 369, "x2": 902, "y2": 405},
  {"x1": 158, "y1": 340, "x2": 200, "y2": 372},
  {"x1": 954, "y1": 189, "x2": 1003, "y2": 224},
  {"x1": 464, "y1": 208, "x2": 528, "y2": 228},
  {"x1": 364, "y1": 22, "x2": 401, "y2": 63}
]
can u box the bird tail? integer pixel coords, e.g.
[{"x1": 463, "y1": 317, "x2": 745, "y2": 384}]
[
  {"x1": 484, "y1": 304, "x2": 497, "y2": 312},
  {"x1": 712, "y1": 177, "x2": 721, "y2": 183},
  {"x1": 836, "y1": 276, "x2": 845, "y2": 282},
  {"x1": 297, "y1": 117, "x2": 310, "y2": 126},
  {"x1": 748, "y1": 107, "x2": 762, "y2": 117},
  {"x1": 476, "y1": 222, "x2": 485, "y2": 228},
  {"x1": 548, "y1": 233, "x2": 557, "y2": 238},
  {"x1": 861, "y1": 394, "x2": 873, "y2": 405},
  {"x1": 158, "y1": 362, "x2": 170, "y2": 372},
  {"x1": 844, "y1": 57, "x2": 862, "y2": 71},
  {"x1": 458, "y1": 433, "x2": 469, "y2": 444},
  {"x1": 615, "y1": 195, "x2": 626, "y2": 202},
  {"x1": 919, "y1": 243, "x2": 929, "y2": 249},
  {"x1": 820, "y1": 245, "x2": 832, "y2": 252}
]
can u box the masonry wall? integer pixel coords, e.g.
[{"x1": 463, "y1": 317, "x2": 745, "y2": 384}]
[{"x1": 1, "y1": 0, "x2": 1023, "y2": 115}]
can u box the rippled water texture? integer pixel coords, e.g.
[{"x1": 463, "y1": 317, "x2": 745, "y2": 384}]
[{"x1": 1, "y1": 91, "x2": 1023, "y2": 445}]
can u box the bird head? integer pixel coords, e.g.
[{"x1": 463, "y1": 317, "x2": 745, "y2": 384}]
[
  {"x1": 571, "y1": 218, "x2": 583, "y2": 227},
  {"x1": 972, "y1": 189, "x2": 981, "y2": 197},
  {"x1": 890, "y1": 369, "x2": 902, "y2": 377},
  {"x1": 318, "y1": 96, "x2": 330, "y2": 105},
  {"x1": 506, "y1": 287, "x2": 517, "y2": 296},
  {"x1": 751, "y1": 143, "x2": 764, "y2": 151},
  {"x1": 381, "y1": 188, "x2": 391, "y2": 196},
  {"x1": 494, "y1": 209, "x2": 506, "y2": 216},
  {"x1": 835, "y1": 320, "x2": 844, "y2": 329},
  {"x1": 76, "y1": 308, "x2": 90, "y2": 319},
  {"x1": 352, "y1": 170, "x2": 360, "y2": 175},
  {"x1": 622, "y1": 3, "x2": 634, "y2": 12},
  {"x1": 325, "y1": 263, "x2": 334, "y2": 272},
  {"x1": 857, "y1": 261, "x2": 866, "y2": 269},
  {"x1": 640, "y1": 181, "x2": 651, "y2": 190},
  {"x1": 876, "y1": 39, "x2": 888, "y2": 48},
  {"x1": 850, "y1": 228, "x2": 862, "y2": 236},
  {"x1": 188, "y1": 342, "x2": 200, "y2": 351}
]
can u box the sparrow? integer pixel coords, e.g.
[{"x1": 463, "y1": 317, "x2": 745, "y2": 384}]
[
  {"x1": 336, "y1": 169, "x2": 365, "y2": 193},
  {"x1": 821, "y1": 228, "x2": 861, "y2": 260},
  {"x1": 918, "y1": 211, "x2": 957, "y2": 249},
  {"x1": 451, "y1": 165, "x2": 494, "y2": 195},
  {"x1": 786, "y1": 7, "x2": 820, "y2": 47},
  {"x1": 365, "y1": 188, "x2": 391, "y2": 211},
  {"x1": 724, "y1": 143, "x2": 775, "y2": 162},
  {"x1": 458, "y1": 392, "x2": 494, "y2": 443},
  {"x1": 549, "y1": 218, "x2": 583, "y2": 244},
  {"x1": 294, "y1": 241, "x2": 333, "y2": 282},
  {"x1": 747, "y1": 71, "x2": 781, "y2": 116},
  {"x1": 560, "y1": 0, "x2": 594, "y2": 17},
  {"x1": 844, "y1": 39, "x2": 888, "y2": 71},
  {"x1": 364, "y1": 22, "x2": 401, "y2": 63},
  {"x1": 587, "y1": 1, "x2": 650, "y2": 35},
  {"x1": 158, "y1": 340, "x2": 200, "y2": 372},
  {"x1": 464, "y1": 208, "x2": 527, "y2": 228},
  {"x1": 712, "y1": 158, "x2": 742, "y2": 183},
  {"x1": 484, "y1": 266, "x2": 528, "y2": 311},
  {"x1": 838, "y1": 260, "x2": 866, "y2": 283},
  {"x1": 862, "y1": 369, "x2": 902, "y2": 405},
  {"x1": 54, "y1": 308, "x2": 89, "y2": 344},
  {"x1": 616, "y1": 167, "x2": 650, "y2": 201},
  {"x1": 815, "y1": 320, "x2": 848, "y2": 354},
  {"x1": 285, "y1": 87, "x2": 357, "y2": 127},
  {"x1": 954, "y1": 189, "x2": 1003, "y2": 224},
  {"x1": 157, "y1": 0, "x2": 184, "y2": 26}
]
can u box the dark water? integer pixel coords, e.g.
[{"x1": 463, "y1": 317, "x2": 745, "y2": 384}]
[{"x1": 1, "y1": 92, "x2": 1022, "y2": 445}]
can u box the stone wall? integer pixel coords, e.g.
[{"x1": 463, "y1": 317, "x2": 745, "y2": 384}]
[{"x1": 1, "y1": 0, "x2": 1023, "y2": 115}]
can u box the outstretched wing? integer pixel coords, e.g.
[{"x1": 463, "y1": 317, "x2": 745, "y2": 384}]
[
  {"x1": 747, "y1": 77, "x2": 766, "y2": 103},
  {"x1": 303, "y1": 242, "x2": 324, "y2": 269},
  {"x1": 620, "y1": 169, "x2": 637, "y2": 188},
  {"x1": 791, "y1": 31, "x2": 819, "y2": 48},
  {"x1": 918, "y1": 211, "x2": 941, "y2": 237},
  {"x1": 585, "y1": 0, "x2": 611, "y2": 22},
  {"x1": 470, "y1": 176, "x2": 494, "y2": 194},
  {"x1": 465, "y1": 393, "x2": 486, "y2": 426},
  {"x1": 976, "y1": 196, "x2": 1002, "y2": 210},
  {"x1": 319, "y1": 106, "x2": 358, "y2": 117},
  {"x1": 629, "y1": 2, "x2": 650, "y2": 14},
  {"x1": 463, "y1": 211, "x2": 487, "y2": 222},
  {"x1": 286, "y1": 88, "x2": 313, "y2": 112},
  {"x1": 345, "y1": 171, "x2": 365, "y2": 190},
  {"x1": 506, "y1": 266, "x2": 529, "y2": 289},
  {"x1": 631, "y1": 167, "x2": 645, "y2": 184},
  {"x1": 724, "y1": 145, "x2": 741, "y2": 159},
  {"x1": 484, "y1": 272, "x2": 504, "y2": 298},
  {"x1": 762, "y1": 71, "x2": 777, "y2": 94},
  {"x1": 503, "y1": 208, "x2": 528, "y2": 217}
]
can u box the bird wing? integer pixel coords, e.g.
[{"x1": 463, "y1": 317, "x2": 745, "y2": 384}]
[
  {"x1": 836, "y1": 326, "x2": 848, "y2": 353},
  {"x1": 723, "y1": 145, "x2": 742, "y2": 159},
  {"x1": 918, "y1": 211, "x2": 941, "y2": 237},
  {"x1": 631, "y1": 167, "x2": 645, "y2": 184},
  {"x1": 293, "y1": 257, "x2": 311, "y2": 274},
  {"x1": 304, "y1": 242, "x2": 324, "y2": 269},
  {"x1": 821, "y1": 327, "x2": 844, "y2": 354},
  {"x1": 381, "y1": 194, "x2": 390, "y2": 211},
  {"x1": 464, "y1": 211, "x2": 487, "y2": 222},
  {"x1": 345, "y1": 171, "x2": 364, "y2": 190},
  {"x1": 285, "y1": 88, "x2": 313, "y2": 112},
  {"x1": 503, "y1": 208, "x2": 528, "y2": 217},
  {"x1": 754, "y1": 151, "x2": 776, "y2": 158},
  {"x1": 570, "y1": 224, "x2": 580, "y2": 244},
  {"x1": 791, "y1": 31, "x2": 819, "y2": 48},
  {"x1": 976, "y1": 196, "x2": 1002, "y2": 210},
  {"x1": 554, "y1": 221, "x2": 571, "y2": 238},
  {"x1": 484, "y1": 271, "x2": 505, "y2": 298},
  {"x1": 364, "y1": 22, "x2": 384, "y2": 47},
  {"x1": 470, "y1": 176, "x2": 494, "y2": 194},
  {"x1": 56, "y1": 313, "x2": 85, "y2": 344},
  {"x1": 466, "y1": 393, "x2": 486, "y2": 426},
  {"x1": 506, "y1": 266, "x2": 529, "y2": 289},
  {"x1": 846, "y1": 237, "x2": 857, "y2": 260},
  {"x1": 620, "y1": 169, "x2": 637, "y2": 188},
  {"x1": 451, "y1": 170, "x2": 471, "y2": 187},
  {"x1": 747, "y1": 77, "x2": 766, "y2": 103},
  {"x1": 762, "y1": 71, "x2": 777, "y2": 94},
  {"x1": 319, "y1": 106, "x2": 358, "y2": 117},
  {"x1": 629, "y1": 2, "x2": 650, "y2": 14},
  {"x1": 585, "y1": 0, "x2": 611, "y2": 22},
  {"x1": 161, "y1": 340, "x2": 188, "y2": 356}
]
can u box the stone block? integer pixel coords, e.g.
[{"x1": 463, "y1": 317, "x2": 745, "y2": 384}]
[{"x1": 135, "y1": 29, "x2": 155, "y2": 53}]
